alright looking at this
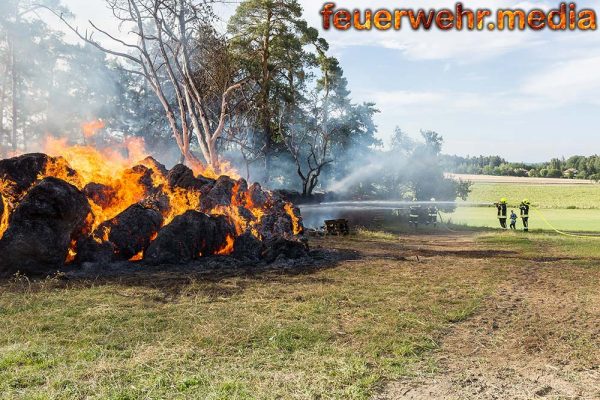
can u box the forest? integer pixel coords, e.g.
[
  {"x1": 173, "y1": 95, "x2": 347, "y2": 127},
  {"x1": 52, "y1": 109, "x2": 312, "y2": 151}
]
[{"x1": 441, "y1": 154, "x2": 600, "y2": 180}]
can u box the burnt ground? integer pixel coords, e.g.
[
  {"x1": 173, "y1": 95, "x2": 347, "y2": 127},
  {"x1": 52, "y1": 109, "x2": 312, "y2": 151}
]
[
  {"x1": 323, "y1": 232, "x2": 600, "y2": 400},
  {"x1": 23, "y1": 246, "x2": 359, "y2": 296}
]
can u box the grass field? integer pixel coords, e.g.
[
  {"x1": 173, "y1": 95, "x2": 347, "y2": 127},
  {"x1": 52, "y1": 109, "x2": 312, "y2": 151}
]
[
  {"x1": 0, "y1": 236, "x2": 490, "y2": 399},
  {"x1": 441, "y1": 176, "x2": 600, "y2": 232},
  {"x1": 441, "y1": 207, "x2": 600, "y2": 232},
  {"x1": 464, "y1": 182, "x2": 600, "y2": 209},
  {"x1": 1, "y1": 232, "x2": 598, "y2": 399}
]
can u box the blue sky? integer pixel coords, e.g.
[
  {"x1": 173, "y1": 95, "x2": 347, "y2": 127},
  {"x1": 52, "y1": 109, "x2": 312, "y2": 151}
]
[{"x1": 55, "y1": 0, "x2": 600, "y2": 162}]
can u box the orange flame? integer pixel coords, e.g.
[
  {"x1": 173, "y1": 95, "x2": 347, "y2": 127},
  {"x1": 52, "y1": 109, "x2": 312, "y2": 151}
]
[
  {"x1": 0, "y1": 189, "x2": 10, "y2": 239},
  {"x1": 216, "y1": 234, "x2": 235, "y2": 255},
  {"x1": 284, "y1": 203, "x2": 302, "y2": 235},
  {"x1": 192, "y1": 159, "x2": 240, "y2": 181},
  {"x1": 65, "y1": 240, "x2": 77, "y2": 264},
  {"x1": 129, "y1": 250, "x2": 144, "y2": 261},
  {"x1": 82, "y1": 119, "x2": 105, "y2": 139}
]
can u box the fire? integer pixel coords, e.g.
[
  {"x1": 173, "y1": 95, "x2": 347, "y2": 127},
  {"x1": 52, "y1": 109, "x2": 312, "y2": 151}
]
[
  {"x1": 129, "y1": 251, "x2": 144, "y2": 261},
  {"x1": 192, "y1": 159, "x2": 240, "y2": 181},
  {"x1": 82, "y1": 119, "x2": 105, "y2": 139},
  {"x1": 42, "y1": 137, "x2": 151, "y2": 231},
  {"x1": 66, "y1": 240, "x2": 77, "y2": 264},
  {"x1": 216, "y1": 234, "x2": 235, "y2": 255},
  {"x1": 0, "y1": 190, "x2": 10, "y2": 239},
  {"x1": 39, "y1": 135, "x2": 257, "y2": 239},
  {"x1": 1, "y1": 127, "x2": 304, "y2": 262},
  {"x1": 285, "y1": 203, "x2": 302, "y2": 235}
]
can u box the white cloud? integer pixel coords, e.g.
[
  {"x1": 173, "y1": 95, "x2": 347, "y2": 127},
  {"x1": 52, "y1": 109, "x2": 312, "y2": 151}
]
[{"x1": 521, "y1": 55, "x2": 600, "y2": 106}]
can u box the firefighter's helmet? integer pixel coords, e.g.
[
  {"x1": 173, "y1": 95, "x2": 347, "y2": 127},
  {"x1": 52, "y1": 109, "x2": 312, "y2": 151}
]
[
  {"x1": 500, "y1": 198, "x2": 508, "y2": 204},
  {"x1": 523, "y1": 199, "x2": 531, "y2": 205}
]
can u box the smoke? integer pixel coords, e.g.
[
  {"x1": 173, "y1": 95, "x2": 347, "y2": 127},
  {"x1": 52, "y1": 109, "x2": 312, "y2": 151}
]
[
  {"x1": 0, "y1": 1, "x2": 178, "y2": 161},
  {"x1": 325, "y1": 147, "x2": 412, "y2": 194}
]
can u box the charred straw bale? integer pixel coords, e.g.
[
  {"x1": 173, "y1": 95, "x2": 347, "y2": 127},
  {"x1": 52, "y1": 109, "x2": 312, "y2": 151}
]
[
  {"x1": 144, "y1": 210, "x2": 234, "y2": 264},
  {"x1": 167, "y1": 164, "x2": 214, "y2": 191},
  {"x1": 248, "y1": 182, "x2": 269, "y2": 208},
  {"x1": 74, "y1": 236, "x2": 116, "y2": 265},
  {"x1": 256, "y1": 204, "x2": 297, "y2": 240},
  {"x1": 0, "y1": 177, "x2": 90, "y2": 277},
  {"x1": 199, "y1": 175, "x2": 236, "y2": 210},
  {"x1": 232, "y1": 232, "x2": 263, "y2": 261},
  {"x1": 83, "y1": 182, "x2": 118, "y2": 209},
  {"x1": 94, "y1": 203, "x2": 163, "y2": 261},
  {"x1": 0, "y1": 153, "x2": 78, "y2": 197},
  {"x1": 262, "y1": 237, "x2": 308, "y2": 263}
]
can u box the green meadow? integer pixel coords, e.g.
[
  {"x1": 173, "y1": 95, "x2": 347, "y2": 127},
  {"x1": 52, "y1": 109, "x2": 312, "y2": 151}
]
[
  {"x1": 464, "y1": 182, "x2": 600, "y2": 209},
  {"x1": 445, "y1": 180, "x2": 600, "y2": 232}
]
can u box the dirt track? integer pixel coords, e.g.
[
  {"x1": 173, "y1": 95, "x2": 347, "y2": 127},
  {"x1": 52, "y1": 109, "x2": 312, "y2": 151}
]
[{"x1": 364, "y1": 233, "x2": 600, "y2": 400}]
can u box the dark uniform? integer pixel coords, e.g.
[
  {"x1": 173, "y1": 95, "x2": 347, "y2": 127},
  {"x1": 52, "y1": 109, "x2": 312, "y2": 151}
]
[
  {"x1": 409, "y1": 205, "x2": 421, "y2": 228},
  {"x1": 520, "y1": 200, "x2": 530, "y2": 232},
  {"x1": 427, "y1": 206, "x2": 438, "y2": 227},
  {"x1": 496, "y1": 199, "x2": 508, "y2": 229}
]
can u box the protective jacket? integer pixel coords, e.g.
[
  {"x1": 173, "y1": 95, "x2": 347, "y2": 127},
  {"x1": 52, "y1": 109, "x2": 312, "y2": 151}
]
[
  {"x1": 497, "y1": 203, "x2": 507, "y2": 218},
  {"x1": 520, "y1": 203, "x2": 530, "y2": 218}
]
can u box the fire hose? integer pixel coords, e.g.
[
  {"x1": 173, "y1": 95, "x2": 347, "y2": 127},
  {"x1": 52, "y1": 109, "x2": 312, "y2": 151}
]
[
  {"x1": 438, "y1": 205, "x2": 600, "y2": 238},
  {"x1": 530, "y1": 206, "x2": 600, "y2": 238},
  {"x1": 437, "y1": 210, "x2": 461, "y2": 233}
]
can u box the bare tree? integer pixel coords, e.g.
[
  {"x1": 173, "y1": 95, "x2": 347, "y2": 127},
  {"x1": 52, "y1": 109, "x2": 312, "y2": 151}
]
[
  {"x1": 280, "y1": 96, "x2": 333, "y2": 197},
  {"x1": 224, "y1": 110, "x2": 264, "y2": 181},
  {"x1": 48, "y1": 0, "x2": 246, "y2": 172}
]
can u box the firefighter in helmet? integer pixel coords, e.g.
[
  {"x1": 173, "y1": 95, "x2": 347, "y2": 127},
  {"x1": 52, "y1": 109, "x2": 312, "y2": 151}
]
[
  {"x1": 409, "y1": 199, "x2": 421, "y2": 228},
  {"x1": 520, "y1": 199, "x2": 531, "y2": 232},
  {"x1": 495, "y1": 198, "x2": 508, "y2": 229},
  {"x1": 428, "y1": 198, "x2": 438, "y2": 227}
]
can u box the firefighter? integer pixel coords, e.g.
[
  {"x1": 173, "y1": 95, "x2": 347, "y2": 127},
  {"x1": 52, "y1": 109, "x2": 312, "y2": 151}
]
[
  {"x1": 428, "y1": 198, "x2": 438, "y2": 227},
  {"x1": 520, "y1": 199, "x2": 531, "y2": 232},
  {"x1": 409, "y1": 202, "x2": 421, "y2": 228},
  {"x1": 495, "y1": 198, "x2": 508, "y2": 229}
]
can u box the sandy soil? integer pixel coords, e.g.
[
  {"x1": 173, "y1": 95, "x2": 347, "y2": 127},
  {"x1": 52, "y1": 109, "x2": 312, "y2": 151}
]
[{"x1": 372, "y1": 233, "x2": 600, "y2": 400}]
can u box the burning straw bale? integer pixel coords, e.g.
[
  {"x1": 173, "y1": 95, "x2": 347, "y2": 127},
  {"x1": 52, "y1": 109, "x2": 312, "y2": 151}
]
[
  {"x1": 83, "y1": 182, "x2": 118, "y2": 209},
  {"x1": 0, "y1": 152, "x2": 306, "y2": 277},
  {"x1": 167, "y1": 164, "x2": 214, "y2": 191},
  {"x1": 0, "y1": 177, "x2": 90, "y2": 277},
  {"x1": 0, "y1": 153, "x2": 78, "y2": 197},
  {"x1": 138, "y1": 156, "x2": 168, "y2": 177},
  {"x1": 144, "y1": 210, "x2": 234, "y2": 264},
  {"x1": 93, "y1": 203, "x2": 163, "y2": 261},
  {"x1": 200, "y1": 175, "x2": 236, "y2": 210}
]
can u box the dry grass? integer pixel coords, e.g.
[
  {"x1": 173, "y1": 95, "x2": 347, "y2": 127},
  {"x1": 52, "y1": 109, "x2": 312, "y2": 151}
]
[
  {"x1": 1, "y1": 232, "x2": 598, "y2": 399},
  {"x1": 355, "y1": 228, "x2": 398, "y2": 241}
]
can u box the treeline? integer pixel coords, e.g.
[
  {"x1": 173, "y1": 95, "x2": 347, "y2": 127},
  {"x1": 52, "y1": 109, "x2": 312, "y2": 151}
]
[{"x1": 441, "y1": 154, "x2": 600, "y2": 180}]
